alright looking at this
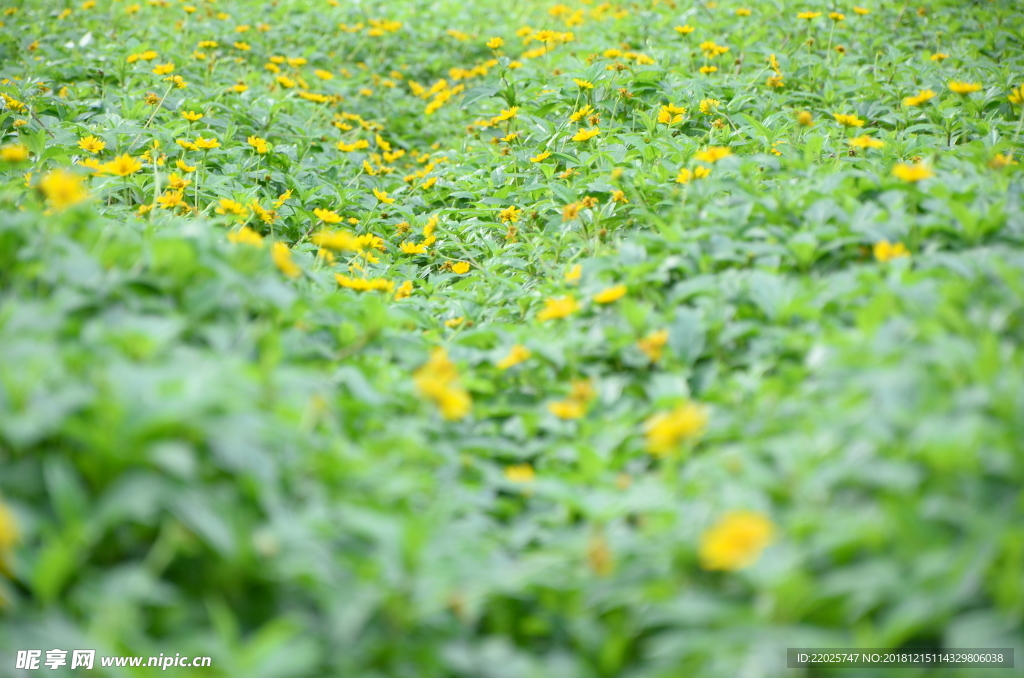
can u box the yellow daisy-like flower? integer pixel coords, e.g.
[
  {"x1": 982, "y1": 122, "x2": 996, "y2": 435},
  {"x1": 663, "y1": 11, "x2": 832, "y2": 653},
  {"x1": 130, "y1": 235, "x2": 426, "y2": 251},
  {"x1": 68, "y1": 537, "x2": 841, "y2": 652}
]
[
  {"x1": 948, "y1": 80, "x2": 982, "y2": 95},
  {"x1": 548, "y1": 399, "x2": 586, "y2": 419},
  {"x1": 797, "y1": 11, "x2": 821, "y2": 20},
  {"x1": 77, "y1": 135, "x2": 105, "y2": 154},
  {"x1": 637, "y1": 328, "x2": 669, "y2": 362},
  {"x1": 227, "y1": 226, "x2": 264, "y2": 247},
  {"x1": 451, "y1": 261, "x2": 471, "y2": 274},
  {"x1": 372, "y1": 188, "x2": 395, "y2": 204},
  {"x1": 892, "y1": 162, "x2": 934, "y2": 182},
  {"x1": 537, "y1": 295, "x2": 579, "y2": 321},
  {"x1": 571, "y1": 127, "x2": 600, "y2": 142},
  {"x1": 0, "y1": 143, "x2": 30, "y2": 162},
  {"x1": 504, "y1": 464, "x2": 535, "y2": 483},
  {"x1": 644, "y1": 401, "x2": 709, "y2": 456},
  {"x1": 833, "y1": 113, "x2": 865, "y2": 127},
  {"x1": 573, "y1": 78, "x2": 594, "y2": 89},
  {"x1": 902, "y1": 89, "x2": 936, "y2": 107},
  {"x1": 674, "y1": 24, "x2": 695, "y2": 34},
  {"x1": 39, "y1": 169, "x2": 89, "y2": 211},
  {"x1": 699, "y1": 511, "x2": 776, "y2": 571},
  {"x1": 873, "y1": 240, "x2": 910, "y2": 262},
  {"x1": 1009, "y1": 85, "x2": 1024, "y2": 105},
  {"x1": 181, "y1": 110, "x2": 203, "y2": 122},
  {"x1": 848, "y1": 135, "x2": 884, "y2": 149},
  {"x1": 313, "y1": 208, "x2": 343, "y2": 224},
  {"x1": 101, "y1": 153, "x2": 143, "y2": 176},
  {"x1": 695, "y1": 146, "x2": 732, "y2": 163},
  {"x1": 530, "y1": 150, "x2": 551, "y2": 162},
  {"x1": 658, "y1": 103, "x2": 687, "y2": 125},
  {"x1": 593, "y1": 284, "x2": 626, "y2": 304},
  {"x1": 497, "y1": 344, "x2": 531, "y2": 370},
  {"x1": 272, "y1": 241, "x2": 301, "y2": 278}
]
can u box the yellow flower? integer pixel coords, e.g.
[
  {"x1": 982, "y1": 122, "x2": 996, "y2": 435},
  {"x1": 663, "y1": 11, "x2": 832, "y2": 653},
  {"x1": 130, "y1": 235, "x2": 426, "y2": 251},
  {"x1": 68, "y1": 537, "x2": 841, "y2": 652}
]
[
  {"x1": 695, "y1": 146, "x2": 732, "y2": 163},
  {"x1": 573, "y1": 78, "x2": 594, "y2": 89},
  {"x1": 892, "y1": 162, "x2": 934, "y2": 182},
  {"x1": 548, "y1": 399, "x2": 586, "y2": 419},
  {"x1": 413, "y1": 348, "x2": 472, "y2": 420},
  {"x1": 176, "y1": 158, "x2": 196, "y2": 173},
  {"x1": 193, "y1": 136, "x2": 220, "y2": 150},
  {"x1": 593, "y1": 284, "x2": 626, "y2": 304},
  {"x1": 152, "y1": 63, "x2": 175, "y2": 75},
  {"x1": 504, "y1": 464, "x2": 535, "y2": 483},
  {"x1": 0, "y1": 143, "x2": 30, "y2": 162},
  {"x1": 833, "y1": 112, "x2": 864, "y2": 127},
  {"x1": 101, "y1": 153, "x2": 143, "y2": 176},
  {"x1": 530, "y1": 151, "x2": 551, "y2": 162},
  {"x1": 797, "y1": 11, "x2": 821, "y2": 20},
  {"x1": 272, "y1": 241, "x2": 301, "y2": 278},
  {"x1": 930, "y1": 52, "x2": 949, "y2": 61},
  {"x1": 537, "y1": 295, "x2": 579, "y2": 321},
  {"x1": 77, "y1": 135, "x2": 105, "y2": 154},
  {"x1": 699, "y1": 65, "x2": 718, "y2": 75},
  {"x1": 873, "y1": 239, "x2": 910, "y2": 262},
  {"x1": 848, "y1": 135, "x2": 884, "y2": 149},
  {"x1": 637, "y1": 328, "x2": 669, "y2": 362},
  {"x1": 156, "y1": 189, "x2": 185, "y2": 209},
  {"x1": 1009, "y1": 85, "x2": 1024, "y2": 105},
  {"x1": 853, "y1": 6, "x2": 870, "y2": 14},
  {"x1": 494, "y1": 106, "x2": 519, "y2": 122},
  {"x1": 948, "y1": 80, "x2": 982, "y2": 95},
  {"x1": 902, "y1": 89, "x2": 936, "y2": 107},
  {"x1": 181, "y1": 110, "x2": 203, "y2": 122},
  {"x1": 498, "y1": 205, "x2": 521, "y2": 223},
  {"x1": 699, "y1": 511, "x2": 776, "y2": 571},
  {"x1": 658, "y1": 103, "x2": 687, "y2": 125},
  {"x1": 497, "y1": 344, "x2": 531, "y2": 370},
  {"x1": 314, "y1": 208, "x2": 343, "y2": 224},
  {"x1": 372, "y1": 188, "x2": 395, "y2": 204},
  {"x1": 828, "y1": 11, "x2": 845, "y2": 21},
  {"x1": 736, "y1": 7, "x2": 751, "y2": 16},
  {"x1": 674, "y1": 24, "x2": 695, "y2": 34},
  {"x1": 644, "y1": 402, "x2": 709, "y2": 455},
  {"x1": 445, "y1": 317, "x2": 465, "y2": 328},
  {"x1": 39, "y1": 169, "x2": 88, "y2": 210},
  {"x1": 215, "y1": 198, "x2": 249, "y2": 217},
  {"x1": 990, "y1": 153, "x2": 1018, "y2": 169},
  {"x1": 797, "y1": 110, "x2": 814, "y2": 126},
  {"x1": 572, "y1": 127, "x2": 600, "y2": 142},
  {"x1": 699, "y1": 99, "x2": 720, "y2": 115},
  {"x1": 565, "y1": 264, "x2": 582, "y2": 282},
  {"x1": 451, "y1": 261, "x2": 471, "y2": 275},
  {"x1": 486, "y1": 37, "x2": 504, "y2": 49},
  {"x1": 247, "y1": 135, "x2": 269, "y2": 153},
  {"x1": 394, "y1": 280, "x2": 414, "y2": 300},
  {"x1": 227, "y1": 226, "x2": 264, "y2": 247}
]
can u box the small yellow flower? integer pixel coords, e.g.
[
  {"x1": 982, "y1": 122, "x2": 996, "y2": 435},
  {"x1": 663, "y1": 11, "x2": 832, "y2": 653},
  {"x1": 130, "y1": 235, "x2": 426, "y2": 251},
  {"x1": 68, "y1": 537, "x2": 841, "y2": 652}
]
[
  {"x1": 176, "y1": 158, "x2": 197, "y2": 173},
  {"x1": 0, "y1": 498, "x2": 18, "y2": 557},
  {"x1": 637, "y1": 328, "x2": 669, "y2": 362},
  {"x1": 892, "y1": 162, "x2": 934, "y2": 183},
  {"x1": 193, "y1": 136, "x2": 220, "y2": 150},
  {"x1": 530, "y1": 151, "x2": 551, "y2": 162},
  {"x1": 573, "y1": 78, "x2": 594, "y2": 89},
  {"x1": 181, "y1": 110, "x2": 203, "y2": 122},
  {"x1": 658, "y1": 103, "x2": 687, "y2": 125},
  {"x1": 394, "y1": 280, "x2": 413, "y2": 300},
  {"x1": 948, "y1": 80, "x2": 982, "y2": 95},
  {"x1": 372, "y1": 188, "x2": 395, "y2": 204},
  {"x1": 537, "y1": 295, "x2": 579, "y2": 321},
  {"x1": 674, "y1": 24, "x2": 695, "y2": 34},
  {"x1": 828, "y1": 11, "x2": 845, "y2": 21},
  {"x1": 593, "y1": 284, "x2": 627, "y2": 304},
  {"x1": 797, "y1": 11, "x2": 821, "y2": 20},
  {"x1": 695, "y1": 146, "x2": 732, "y2": 163},
  {"x1": 571, "y1": 127, "x2": 600, "y2": 142},
  {"x1": 548, "y1": 399, "x2": 586, "y2": 419},
  {"x1": 644, "y1": 402, "x2": 708, "y2": 455},
  {"x1": 499, "y1": 205, "x2": 521, "y2": 223},
  {"x1": 39, "y1": 169, "x2": 89, "y2": 210},
  {"x1": 152, "y1": 63, "x2": 175, "y2": 75},
  {"x1": 313, "y1": 208, "x2": 343, "y2": 224},
  {"x1": 414, "y1": 348, "x2": 472, "y2": 420},
  {"x1": 504, "y1": 464, "x2": 535, "y2": 483},
  {"x1": 735, "y1": 8, "x2": 751, "y2": 16},
  {"x1": 272, "y1": 241, "x2": 301, "y2": 278},
  {"x1": 699, "y1": 511, "x2": 776, "y2": 571},
  {"x1": 486, "y1": 37, "x2": 504, "y2": 50},
  {"x1": 848, "y1": 135, "x2": 884, "y2": 149},
  {"x1": 930, "y1": 52, "x2": 949, "y2": 62},
  {"x1": 451, "y1": 261, "x2": 471, "y2": 275},
  {"x1": 497, "y1": 344, "x2": 531, "y2": 370},
  {"x1": 565, "y1": 264, "x2": 582, "y2": 282},
  {"x1": 77, "y1": 135, "x2": 106, "y2": 154},
  {"x1": 101, "y1": 153, "x2": 143, "y2": 176},
  {"x1": 853, "y1": 6, "x2": 870, "y2": 15},
  {"x1": 227, "y1": 226, "x2": 264, "y2": 247},
  {"x1": 797, "y1": 110, "x2": 814, "y2": 126},
  {"x1": 1, "y1": 143, "x2": 30, "y2": 162},
  {"x1": 873, "y1": 240, "x2": 910, "y2": 262},
  {"x1": 902, "y1": 89, "x2": 936, "y2": 107},
  {"x1": 833, "y1": 112, "x2": 865, "y2": 127},
  {"x1": 1009, "y1": 85, "x2": 1024, "y2": 105},
  {"x1": 494, "y1": 106, "x2": 519, "y2": 122}
]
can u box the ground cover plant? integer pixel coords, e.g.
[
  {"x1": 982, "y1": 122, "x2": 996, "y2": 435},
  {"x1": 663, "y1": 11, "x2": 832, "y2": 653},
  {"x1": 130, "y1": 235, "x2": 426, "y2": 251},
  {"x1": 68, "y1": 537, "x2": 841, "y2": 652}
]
[{"x1": 1, "y1": 0, "x2": 1024, "y2": 675}]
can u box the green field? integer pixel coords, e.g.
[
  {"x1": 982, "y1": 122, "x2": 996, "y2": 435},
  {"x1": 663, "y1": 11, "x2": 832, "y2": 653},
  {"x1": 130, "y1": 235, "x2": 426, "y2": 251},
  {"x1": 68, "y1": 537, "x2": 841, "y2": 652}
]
[{"x1": 2, "y1": 0, "x2": 1024, "y2": 675}]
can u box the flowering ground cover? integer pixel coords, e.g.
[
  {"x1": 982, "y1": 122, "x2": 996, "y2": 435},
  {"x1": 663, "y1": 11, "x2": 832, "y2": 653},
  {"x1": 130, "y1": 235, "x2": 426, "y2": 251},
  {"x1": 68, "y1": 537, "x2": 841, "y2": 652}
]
[{"x1": 2, "y1": 0, "x2": 1024, "y2": 675}]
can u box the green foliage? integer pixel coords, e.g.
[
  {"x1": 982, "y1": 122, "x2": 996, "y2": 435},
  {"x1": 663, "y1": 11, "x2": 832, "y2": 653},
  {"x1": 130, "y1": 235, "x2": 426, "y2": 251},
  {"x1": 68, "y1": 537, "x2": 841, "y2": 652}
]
[{"x1": 1, "y1": 0, "x2": 1023, "y2": 676}]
